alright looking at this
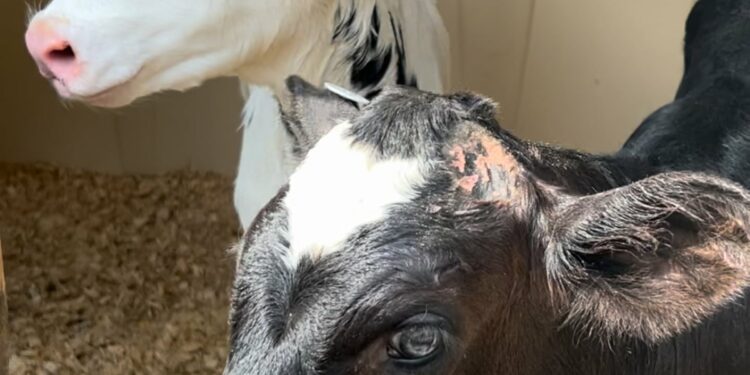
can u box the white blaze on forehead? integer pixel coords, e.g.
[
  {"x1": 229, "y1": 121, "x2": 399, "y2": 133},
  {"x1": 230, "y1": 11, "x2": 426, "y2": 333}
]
[{"x1": 283, "y1": 121, "x2": 426, "y2": 268}]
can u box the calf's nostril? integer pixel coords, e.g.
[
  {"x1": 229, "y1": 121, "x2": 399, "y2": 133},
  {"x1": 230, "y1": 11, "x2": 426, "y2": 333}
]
[{"x1": 47, "y1": 44, "x2": 76, "y2": 63}]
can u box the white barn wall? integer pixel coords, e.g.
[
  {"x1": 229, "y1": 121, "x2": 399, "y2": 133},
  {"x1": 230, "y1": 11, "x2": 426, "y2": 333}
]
[{"x1": 515, "y1": 0, "x2": 693, "y2": 152}]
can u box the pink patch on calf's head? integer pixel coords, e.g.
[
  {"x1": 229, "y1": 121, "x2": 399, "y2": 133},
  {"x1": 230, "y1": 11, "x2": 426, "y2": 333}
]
[
  {"x1": 445, "y1": 124, "x2": 525, "y2": 202},
  {"x1": 457, "y1": 175, "x2": 479, "y2": 193},
  {"x1": 449, "y1": 145, "x2": 466, "y2": 173}
]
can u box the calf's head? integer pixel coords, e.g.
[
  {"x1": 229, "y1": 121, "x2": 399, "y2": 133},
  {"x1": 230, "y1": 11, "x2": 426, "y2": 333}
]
[
  {"x1": 25, "y1": 0, "x2": 321, "y2": 107},
  {"x1": 225, "y1": 78, "x2": 750, "y2": 374}
]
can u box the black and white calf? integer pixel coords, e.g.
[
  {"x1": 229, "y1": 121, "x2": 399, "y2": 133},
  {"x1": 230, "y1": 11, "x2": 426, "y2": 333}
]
[
  {"x1": 25, "y1": 0, "x2": 448, "y2": 229},
  {"x1": 225, "y1": 0, "x2": 750, "y2": 373}
]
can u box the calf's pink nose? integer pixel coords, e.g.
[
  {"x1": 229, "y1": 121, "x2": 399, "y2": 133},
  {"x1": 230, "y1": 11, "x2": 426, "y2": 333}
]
[{"x1": 25, "y1": 20, "x2": 81, "y2": 83}]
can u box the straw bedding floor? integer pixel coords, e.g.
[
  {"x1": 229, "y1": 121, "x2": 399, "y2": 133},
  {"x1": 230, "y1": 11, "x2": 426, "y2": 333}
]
[{"x1": 0, "y1": 163, "x2": 241, "y2": 374}]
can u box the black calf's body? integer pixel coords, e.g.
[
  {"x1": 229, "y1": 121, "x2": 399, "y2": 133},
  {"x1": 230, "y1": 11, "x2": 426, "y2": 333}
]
[
  {"x1": 621, "y1": 0, "x2": 750, "y2": 185},
  {"x1": 621, "y1": 75, "x2": 750, "y2": 185},
  {"x1": 224, "y1": 0, "x2": 750, "y2": 373}
]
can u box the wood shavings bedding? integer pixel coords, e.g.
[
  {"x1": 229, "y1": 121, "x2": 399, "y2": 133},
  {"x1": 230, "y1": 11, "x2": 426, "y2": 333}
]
[{"x1": 0, "y1": 163, "x2": 240, "y2": 374}]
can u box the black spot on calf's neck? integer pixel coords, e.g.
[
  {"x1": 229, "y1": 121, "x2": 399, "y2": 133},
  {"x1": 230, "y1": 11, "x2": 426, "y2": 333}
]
[
  {"x1": 333, "y1": 5, "x2": 391, "y2": 91},
  {"x1": 332, "y1": 3, "x2": 418, "y2": 97}
]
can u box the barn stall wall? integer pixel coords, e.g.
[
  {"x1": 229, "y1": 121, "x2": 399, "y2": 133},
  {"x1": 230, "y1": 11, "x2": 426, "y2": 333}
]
[{"x1": 0, "y1": 0, "x2": 692, "y2": 174}]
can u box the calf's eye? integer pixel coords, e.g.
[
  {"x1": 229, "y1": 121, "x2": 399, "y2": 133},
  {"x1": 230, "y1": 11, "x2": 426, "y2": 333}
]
[{"x1": 387, "y1": 324, "x2": 443, "y2": 365}]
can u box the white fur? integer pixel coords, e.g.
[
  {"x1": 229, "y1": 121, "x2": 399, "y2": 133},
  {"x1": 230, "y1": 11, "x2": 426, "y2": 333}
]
[
  {"x1": 234, "y1": 86, "x2": 297, "y2": 229},
  {"x1": 283, "y1": 122, "x2": 426, "y2": 268},
  {"x1": 28, "y1": 0, "x2": 449, "y2": 230}
]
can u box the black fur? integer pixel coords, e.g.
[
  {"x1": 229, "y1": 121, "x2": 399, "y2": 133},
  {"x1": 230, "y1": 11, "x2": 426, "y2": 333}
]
[{"x1": 620, "y1": 0, "x2": 750, "y2": 186}]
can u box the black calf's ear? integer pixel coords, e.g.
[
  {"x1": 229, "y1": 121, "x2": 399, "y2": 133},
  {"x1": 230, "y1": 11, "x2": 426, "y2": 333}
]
[
  {"x1": 282, "y1": 76, "x2": 361, "y2": 159},
  {"x1": 449, "y1": 92, "x2": 498, "y2": 123},
  {"x1": 547, "y1": 172, "x2": 750, "y2": 343}
]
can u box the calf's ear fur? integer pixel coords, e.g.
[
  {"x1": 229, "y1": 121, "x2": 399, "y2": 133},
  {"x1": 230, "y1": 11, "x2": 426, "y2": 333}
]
[
  {"x1": 282, "y1": 76, "x2": 361, "y2": 159},
  {"x1": 547, "y1": 172, "x2": 750, "y2": 343}
]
